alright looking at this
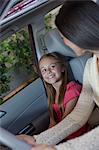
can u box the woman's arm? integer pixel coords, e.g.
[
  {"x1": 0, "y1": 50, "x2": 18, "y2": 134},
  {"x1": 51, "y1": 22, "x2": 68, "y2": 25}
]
[
  {"x1": 33, "y1": 60, "x2": 95, "y2": 145},
  {"x1": 31, "y1": 126, "x2": 99, "y2": 150},
  {"x1": 55, "y1": 126, "x2": 99, "y2": 150}
]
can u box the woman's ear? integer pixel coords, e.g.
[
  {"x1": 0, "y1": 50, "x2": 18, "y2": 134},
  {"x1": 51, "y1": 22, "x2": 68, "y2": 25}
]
[{"x1": 63, "y1": 37, "x2": 71, "y2": 46}]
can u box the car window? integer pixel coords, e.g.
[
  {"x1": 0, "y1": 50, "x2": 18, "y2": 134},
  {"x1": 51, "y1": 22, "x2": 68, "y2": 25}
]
[{"x1": 0, "y1": 26, "x2": 38, "y2": 105}]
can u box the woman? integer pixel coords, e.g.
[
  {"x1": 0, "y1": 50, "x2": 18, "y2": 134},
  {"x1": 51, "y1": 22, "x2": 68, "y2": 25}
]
[
  {"x1": 17, "y1": 0, "x2": 99, "y2": 148},
  {"x1": 32, "y1": 0, "x2": 99, "y2": 145}
]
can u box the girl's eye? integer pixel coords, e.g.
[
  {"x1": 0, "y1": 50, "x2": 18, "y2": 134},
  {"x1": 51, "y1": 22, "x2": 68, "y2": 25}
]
[
  {"x1": 41, "y1": 69, "x2": 46, "y2": 74},
  {"x1": 50, "y1": 65, "x2": 56, "y2": 69}
]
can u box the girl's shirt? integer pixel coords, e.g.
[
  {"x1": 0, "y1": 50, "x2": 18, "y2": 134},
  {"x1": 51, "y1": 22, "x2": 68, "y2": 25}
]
[
  {"x1": 52, "y1": 81, "x2": 89, "y2": 140},
  {"x1": 52, "y1": 81, "x2": 82, "y2": 122}
]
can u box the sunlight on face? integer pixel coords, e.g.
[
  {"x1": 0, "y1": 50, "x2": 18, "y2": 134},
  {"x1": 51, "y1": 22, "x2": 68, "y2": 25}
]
[
  {"x1": 63, "y1": 37, "x2": 87, "y2": 56},
  {"x1": 61, "y1": 35, "x2": 99, "y2": 57}
]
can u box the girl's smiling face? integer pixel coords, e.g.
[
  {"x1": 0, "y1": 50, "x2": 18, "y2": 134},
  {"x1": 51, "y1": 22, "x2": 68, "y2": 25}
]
[{"x1": 39, "y1": 57, "x2": 64, "y2": 85}]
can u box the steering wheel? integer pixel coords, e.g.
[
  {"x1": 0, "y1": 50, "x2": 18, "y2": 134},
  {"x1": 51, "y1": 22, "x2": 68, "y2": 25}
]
[{"x1": 0, "y1": 127, "x2": 32, "y2": 150}]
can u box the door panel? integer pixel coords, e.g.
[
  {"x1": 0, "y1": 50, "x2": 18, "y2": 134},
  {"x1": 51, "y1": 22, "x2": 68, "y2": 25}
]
[{"x1": 0, "y1": 78, "x2": 49, "y2": 134}]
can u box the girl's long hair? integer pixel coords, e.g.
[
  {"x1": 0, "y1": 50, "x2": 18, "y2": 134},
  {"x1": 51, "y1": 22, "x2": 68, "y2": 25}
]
[
  {"x1": 55, "y1": 1, "x2": 99, "y2": 50},
  {"x1": 39, "y1": 52, "x2": 68, "y2": 123}
]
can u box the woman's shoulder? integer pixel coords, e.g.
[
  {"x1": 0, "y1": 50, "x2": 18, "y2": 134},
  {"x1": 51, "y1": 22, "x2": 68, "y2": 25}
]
[
  {"x1": 83, "y1": 55, "x2": 95, "y2": 76},
  {"x1": 85, "y1": 55, "x2": 94, "y2": 66}
]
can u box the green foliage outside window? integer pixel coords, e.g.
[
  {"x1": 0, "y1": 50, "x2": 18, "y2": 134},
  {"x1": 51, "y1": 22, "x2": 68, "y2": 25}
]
[
  {"x1": 44, "y1": 13, "x2": 52, "y2": 31},
  {"x1": 0, "y1": 28, "x2": 37, "y2": 103}
]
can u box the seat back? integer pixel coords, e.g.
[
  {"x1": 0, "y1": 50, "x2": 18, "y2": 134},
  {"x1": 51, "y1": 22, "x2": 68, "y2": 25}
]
[
  {"x1": 44, "y1": 28, "x2": 76, "y2": 57},
  {"x1": 44, "y1": 28, "x2": 92, "y2": 83}
]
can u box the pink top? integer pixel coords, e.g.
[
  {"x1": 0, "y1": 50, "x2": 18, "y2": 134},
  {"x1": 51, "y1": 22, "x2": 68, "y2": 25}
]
[{"x1": 52, "y1": 81, "x2": 82, "y2": 122}]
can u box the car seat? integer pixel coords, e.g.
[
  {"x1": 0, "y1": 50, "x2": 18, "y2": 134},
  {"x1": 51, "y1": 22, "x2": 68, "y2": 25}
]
[{"x1": 44, "y1": 28, "x2": 92, "y2": 84}]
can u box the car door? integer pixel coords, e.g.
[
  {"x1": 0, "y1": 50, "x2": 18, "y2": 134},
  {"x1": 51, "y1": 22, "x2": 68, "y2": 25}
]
[{"x1": 0, "y1": 78, "x2": 49, "y2": 135}]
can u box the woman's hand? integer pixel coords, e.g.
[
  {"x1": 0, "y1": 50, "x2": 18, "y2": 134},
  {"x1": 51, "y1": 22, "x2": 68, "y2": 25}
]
[
  {"x1": 16, "y1": 134, "x2": 57, "y2": 150},
  {"x1": 31, "y1": 144, "x2": 56, "y2": 150},
  {"x1": 16, "y1": 134, "x2": 36, "y2": 146}
]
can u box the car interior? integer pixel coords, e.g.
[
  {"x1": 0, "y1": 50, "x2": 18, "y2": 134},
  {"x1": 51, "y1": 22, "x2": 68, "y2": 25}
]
[{"x1": 0, "y1": 0, "x2": 99, "y2": 149}]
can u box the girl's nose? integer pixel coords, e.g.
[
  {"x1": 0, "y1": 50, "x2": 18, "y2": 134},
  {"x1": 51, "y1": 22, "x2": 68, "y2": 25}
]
[{"x1": 47, "y1": 67, "x2": 52, "y2": 74}]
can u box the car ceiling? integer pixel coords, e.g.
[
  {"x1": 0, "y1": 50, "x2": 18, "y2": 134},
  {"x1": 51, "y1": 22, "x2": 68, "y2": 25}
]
[{"x1": 0, "y1": 0, "x2": 65, "y2": 42}]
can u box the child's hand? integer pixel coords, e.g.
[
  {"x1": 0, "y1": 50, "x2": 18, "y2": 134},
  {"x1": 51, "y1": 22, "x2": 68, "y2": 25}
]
[
  {"x1": 31, "y1": 144, "x2": 56, "y2": 150},
  {"x1": 49, "y1": 117, "x2": 56, "y2": 128},
  {"x1": 16, "y1": 134, "x2": 36, "y2": 146}
]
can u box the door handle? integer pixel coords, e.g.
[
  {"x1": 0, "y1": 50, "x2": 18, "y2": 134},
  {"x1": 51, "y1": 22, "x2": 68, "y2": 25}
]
[
  {"x1": 0, "y1": 110, "x2": 6, "y2": 118},
  {"x1": 18, "y1": 123, "x2": 35, "y2": 135}
]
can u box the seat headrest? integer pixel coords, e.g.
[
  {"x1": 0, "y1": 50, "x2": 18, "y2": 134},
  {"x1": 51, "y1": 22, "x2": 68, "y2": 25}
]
[
  {"x1": 44, "y1": 28, "x2": 76, "y2": 57},
  {"x1": 69, "y1": 54, "x2": 92, "y2": 83}
]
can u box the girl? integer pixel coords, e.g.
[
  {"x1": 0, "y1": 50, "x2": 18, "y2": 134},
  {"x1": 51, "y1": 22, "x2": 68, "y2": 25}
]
[{"x1": 38, "y1": 52, "x2": 82, "y2": 128}]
